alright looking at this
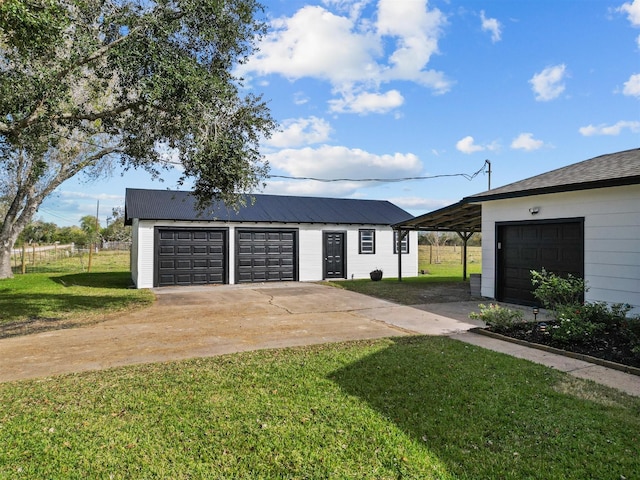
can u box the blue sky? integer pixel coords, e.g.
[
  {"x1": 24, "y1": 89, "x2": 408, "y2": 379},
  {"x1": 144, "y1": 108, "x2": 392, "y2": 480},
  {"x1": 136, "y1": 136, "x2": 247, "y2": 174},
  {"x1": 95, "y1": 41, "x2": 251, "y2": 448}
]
[{"x1": 40, "y1": 0, "x2": 640, "y2": 227}]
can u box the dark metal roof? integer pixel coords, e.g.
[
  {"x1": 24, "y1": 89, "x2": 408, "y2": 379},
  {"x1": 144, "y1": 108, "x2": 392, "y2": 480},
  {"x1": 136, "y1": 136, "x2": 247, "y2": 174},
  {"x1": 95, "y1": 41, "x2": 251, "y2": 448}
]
[
  {"x1": 464, "y1": 148, "x2": 640, "y2": 202},
  {"x1": 393, "y1": 201, "x2": 481, "y2": 233},
  {"x1": 124, "y1": 189, "x2": 413, "y2": 225}
]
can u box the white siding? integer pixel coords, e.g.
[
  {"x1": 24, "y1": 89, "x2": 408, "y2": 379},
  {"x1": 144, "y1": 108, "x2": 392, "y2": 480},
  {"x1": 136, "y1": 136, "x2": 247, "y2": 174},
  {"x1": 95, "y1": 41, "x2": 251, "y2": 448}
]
[
  {"x1": 480, "y1": 184, "x2": 640, "y2": 314},
  {"x1": 130, "y1": 218, "x2": 139, "y2": 287},
  {"x1": 131, "y1": 221, "x2": 418, "y2": 288},
  {"x1": 135, "y1": 220, "x2": 157, "y2": 289}
]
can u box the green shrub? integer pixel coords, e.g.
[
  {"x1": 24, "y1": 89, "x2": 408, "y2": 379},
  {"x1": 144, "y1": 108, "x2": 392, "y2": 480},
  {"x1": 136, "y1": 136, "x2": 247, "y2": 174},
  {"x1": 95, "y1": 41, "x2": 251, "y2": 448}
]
[
  {"x1": 550, "y1": 304, "x2": 607, "y2": 344},
  {"x1": 621, "y1": 317, "x2": 640, "y2": 354},
  {"x1": 469, "y1": 303, "x2": 524, "y2": 330},
  {"x1": 530, "y1": 268, "x2": 587, "y2": 311},
  {"x1": 547, "y1": 302, "x2": 636, "y2": 345}
]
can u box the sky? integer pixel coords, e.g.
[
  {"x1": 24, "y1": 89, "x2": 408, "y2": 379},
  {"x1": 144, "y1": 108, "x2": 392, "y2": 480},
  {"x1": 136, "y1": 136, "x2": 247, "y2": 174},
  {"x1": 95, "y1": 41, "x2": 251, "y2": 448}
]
[{"x1": 39, "y1": 0, "x2": 640, "y2": 227}]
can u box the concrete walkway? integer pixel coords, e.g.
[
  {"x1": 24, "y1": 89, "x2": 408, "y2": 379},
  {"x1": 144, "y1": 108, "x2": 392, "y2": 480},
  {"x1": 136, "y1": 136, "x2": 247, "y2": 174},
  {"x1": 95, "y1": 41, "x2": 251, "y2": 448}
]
[{"x1": 0, "y1": 282, "x2": 638, "y2": 397}]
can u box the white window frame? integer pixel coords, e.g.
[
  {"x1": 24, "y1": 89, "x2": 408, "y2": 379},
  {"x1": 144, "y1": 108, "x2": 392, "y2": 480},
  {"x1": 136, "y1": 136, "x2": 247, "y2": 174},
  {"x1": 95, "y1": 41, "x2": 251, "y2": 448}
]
[
  {"x1": 359, "y1": 229, "x2": 375, "y2": 254},
  {"x1": 394, "y1": 231, "x2": 409, "y2": 254}
]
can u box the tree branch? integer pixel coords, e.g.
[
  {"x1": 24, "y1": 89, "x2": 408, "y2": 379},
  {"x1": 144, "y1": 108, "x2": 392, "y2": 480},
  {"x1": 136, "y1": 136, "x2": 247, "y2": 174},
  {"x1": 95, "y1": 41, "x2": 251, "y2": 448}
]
[
  {"x1": 12, "y1": 26, "x2": 143, "y2": 133},
  {"x1": 55, "y1": 101, "x2": 143, "y2": 123}
]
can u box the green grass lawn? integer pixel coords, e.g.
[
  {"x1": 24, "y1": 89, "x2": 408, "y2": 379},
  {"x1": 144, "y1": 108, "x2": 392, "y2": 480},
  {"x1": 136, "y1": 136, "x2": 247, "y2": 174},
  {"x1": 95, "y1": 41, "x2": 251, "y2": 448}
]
[
  {"x1": 325, "y1": 275, "x2": 467, "y2": 305},
  {"x1": 0, "y1": 267, "x2": 154, "y2": 337},
  {"x1": 418, "y1": 244, "x2": 482, "y2": 277},
  {"x1": 1, "y1": 337, "x2": 638, "y2": 479}
]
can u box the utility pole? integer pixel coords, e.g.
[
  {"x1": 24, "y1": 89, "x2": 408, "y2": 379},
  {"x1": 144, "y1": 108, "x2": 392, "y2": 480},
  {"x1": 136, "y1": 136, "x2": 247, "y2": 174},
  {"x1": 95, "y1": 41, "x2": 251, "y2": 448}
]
[{"x1": 485, "y1": 159, "x2": 492, "y2": 190}]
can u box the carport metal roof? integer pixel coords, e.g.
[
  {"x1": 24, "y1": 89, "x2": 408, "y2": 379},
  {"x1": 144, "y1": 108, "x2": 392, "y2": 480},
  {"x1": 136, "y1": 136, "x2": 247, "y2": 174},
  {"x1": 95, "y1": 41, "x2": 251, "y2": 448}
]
[
  {"x1": 392, "y1": 201, "x2": 481, "y2": 281},
  {"x1": 392, "y1": 201, "x2": 481, "y2": 233}
]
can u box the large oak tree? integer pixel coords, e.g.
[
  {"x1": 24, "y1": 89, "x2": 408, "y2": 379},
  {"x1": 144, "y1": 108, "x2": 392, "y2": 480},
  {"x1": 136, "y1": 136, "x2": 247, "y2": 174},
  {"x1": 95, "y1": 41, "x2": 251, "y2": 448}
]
[{"x1": 0, "y1": 0, "x2": 276, "y2": 278}]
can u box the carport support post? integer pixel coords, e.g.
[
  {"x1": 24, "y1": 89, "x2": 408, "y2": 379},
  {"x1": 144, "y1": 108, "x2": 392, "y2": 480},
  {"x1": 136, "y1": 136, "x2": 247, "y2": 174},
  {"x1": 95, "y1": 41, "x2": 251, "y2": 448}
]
[
  {"x1": 397, "y1": 229, "x2": 408, "y2": 282},
  {"x1": 456, "y1": 231, "x2": 474, "y2": 281}
]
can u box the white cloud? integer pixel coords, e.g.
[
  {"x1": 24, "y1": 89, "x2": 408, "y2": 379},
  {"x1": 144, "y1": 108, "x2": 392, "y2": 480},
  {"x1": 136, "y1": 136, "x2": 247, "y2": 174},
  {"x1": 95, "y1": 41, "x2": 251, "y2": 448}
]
[
  {"x1": 376, "y1": 0, "x2": 448, "y2": 89},
  {"x1": 321, "y1": 0, "x2": 369, "y2": 20},
  {"x1": 240, "y1": 6, "x2": 380, "y2": 83},
  {"x1": 529, "y1": 64, "x2": 567, "y2": 101},
  {"x1": 579, "y1": 120, "x2": 640, "y2": 136},
  {"x1": 456, "y1": 136, "x2": 484, "y2": 154},
  {"x1": 328, "y1": 89, "x2": 404, "y2": 114},
  {"x1": 265, "y1": 145, "x2": 422, "y2": 180},
  {"x1": 480, "y1": 10, "x2": 502, "y2": 43},
  {"x1": 59, "y1": 191, "x2": 124, "y2": 202},
  {"x1": 388, "y1": 196, "x2": 452, "y2": 212},
  {"x1": 455, "y1": 136, "x2": 499, "y2": 154},
  {"x1": 265, "y1": 117, "x2": 332, "y2": 148},
  {"x1": 293, "y1": 92, "x2": 309, "y2": 105},
  {"x1": 510, "y1": 133, "x2": 544, "y2": 151},
  {"x1": 238, "y1": 1, "x2": 451, "y2": 114},
  {"x1": 618, "y1": 0, "x2": 640, "y2": 26},
  {"x1": 261, "y1": 179, "x2": 365, "y2": 197},
  {"x1": 622, "y1": 73, "x2": 640, "y2": 97}
]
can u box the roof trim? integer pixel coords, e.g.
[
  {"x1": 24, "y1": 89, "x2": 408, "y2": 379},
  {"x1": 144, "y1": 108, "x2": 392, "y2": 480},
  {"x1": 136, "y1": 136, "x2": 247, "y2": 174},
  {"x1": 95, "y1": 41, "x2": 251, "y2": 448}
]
[
  {"x1": 464, "y1": 175, "x2": 640, "y2": 203},
  {"x1": 464, "y1": 148, "x2": 640, "y2": 203}
]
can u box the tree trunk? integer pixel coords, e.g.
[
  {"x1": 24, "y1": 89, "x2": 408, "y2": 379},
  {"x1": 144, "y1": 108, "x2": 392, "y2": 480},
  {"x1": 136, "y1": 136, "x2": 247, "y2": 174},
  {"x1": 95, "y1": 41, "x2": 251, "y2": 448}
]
[
  {"x1": 0, "y1": 242, "x2": 15, "y2": 278},
  {"x1": 0, "y1": 183, "x2": 49, "y2": 279}
]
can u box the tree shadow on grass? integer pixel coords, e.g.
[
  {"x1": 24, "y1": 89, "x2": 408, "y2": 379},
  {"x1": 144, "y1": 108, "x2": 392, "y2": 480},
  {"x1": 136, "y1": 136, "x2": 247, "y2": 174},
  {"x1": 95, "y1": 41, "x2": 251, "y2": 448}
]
[
  {"x1": 0, "y1": 274, "x2": 145, "y2": 338},
  {"x1": 328, "y1": 336, "x2": 640, "y2": 480},
  {"x1": 53, "y1": 271, "x2": 133, "y2": 289},
  {"x1": 0, "y1": 291, "x2": 141, "y2": 337}
]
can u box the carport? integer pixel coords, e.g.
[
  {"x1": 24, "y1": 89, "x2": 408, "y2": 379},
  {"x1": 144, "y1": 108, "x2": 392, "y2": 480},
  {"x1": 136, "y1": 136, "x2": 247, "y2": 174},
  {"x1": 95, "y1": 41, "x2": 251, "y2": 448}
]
[{"x1": 393, "y1": 201, "x2": 481, "y2": 281}]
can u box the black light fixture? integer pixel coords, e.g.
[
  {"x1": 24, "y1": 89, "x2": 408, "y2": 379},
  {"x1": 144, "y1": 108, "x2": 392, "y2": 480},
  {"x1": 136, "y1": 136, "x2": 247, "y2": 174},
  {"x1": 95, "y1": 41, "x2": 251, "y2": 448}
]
[{"x1": 533, "y1": 307, "x2": 539, "y2": 320}]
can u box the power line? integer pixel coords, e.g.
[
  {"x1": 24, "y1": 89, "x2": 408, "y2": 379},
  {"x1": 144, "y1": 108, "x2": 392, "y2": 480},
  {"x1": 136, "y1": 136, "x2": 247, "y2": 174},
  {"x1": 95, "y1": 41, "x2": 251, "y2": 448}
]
[
  {"x1": 267, "y1": 162, "x2": 489, "y2": 183},
  {"x1": 44, "y1": 133, "x2": 492, "y2": 184}
]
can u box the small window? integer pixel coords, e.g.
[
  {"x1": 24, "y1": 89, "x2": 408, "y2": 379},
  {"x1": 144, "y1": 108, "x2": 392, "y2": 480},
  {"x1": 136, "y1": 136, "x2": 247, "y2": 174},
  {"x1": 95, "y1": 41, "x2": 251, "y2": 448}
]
[
  {"x1": 394, "y1": 231, "x2": 409, "y2": 254},
  {"x1": 359, "y1": 229, "x2": 375, "y2": 254}
]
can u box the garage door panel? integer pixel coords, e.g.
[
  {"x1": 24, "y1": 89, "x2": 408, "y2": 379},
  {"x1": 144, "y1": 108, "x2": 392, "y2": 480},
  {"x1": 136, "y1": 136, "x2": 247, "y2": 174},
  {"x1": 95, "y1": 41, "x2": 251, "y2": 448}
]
[
  {"x1": 498, "y1": 221, "x2": 583, "y2": 305},
  {"x1": 155, "y1": 228, "x2": 227, "y2": 287},
  {"x1": 236, "y1": 229, "x2": 297, "y2": 283},
  {"x1": 159, "y1": 246, "x2": 175, "y2": 255},
  {"x1": 540, "y1": 247, "x2": 560, "y2": 262},
  {"x1": 521, "y1": 247, "x2": 539, "y2": 261}
]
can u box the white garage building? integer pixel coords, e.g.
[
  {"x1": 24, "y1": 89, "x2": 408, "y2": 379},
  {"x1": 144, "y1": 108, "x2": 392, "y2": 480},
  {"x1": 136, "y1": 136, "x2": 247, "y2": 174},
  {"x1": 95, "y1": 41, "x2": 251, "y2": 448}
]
[{"x1": 125, "y1": 189, "x2": 417, "y2": 288}]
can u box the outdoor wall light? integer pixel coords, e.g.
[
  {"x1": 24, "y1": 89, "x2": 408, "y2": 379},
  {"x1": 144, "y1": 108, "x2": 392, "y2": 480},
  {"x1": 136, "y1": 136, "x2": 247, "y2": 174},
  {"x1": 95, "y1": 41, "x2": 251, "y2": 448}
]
[{"x1": 529, "y1": 207, "x2": 540, "y2": 215}]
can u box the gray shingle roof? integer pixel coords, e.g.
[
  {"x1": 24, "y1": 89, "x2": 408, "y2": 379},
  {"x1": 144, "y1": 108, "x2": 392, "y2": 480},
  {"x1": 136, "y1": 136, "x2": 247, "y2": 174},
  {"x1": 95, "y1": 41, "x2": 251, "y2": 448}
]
[
  {"x1": 465, "y1": 148, "x2": 640, "y2": 202},
  {"x1": 124, "y1": 189, "x2": 412, "y2": 225}
]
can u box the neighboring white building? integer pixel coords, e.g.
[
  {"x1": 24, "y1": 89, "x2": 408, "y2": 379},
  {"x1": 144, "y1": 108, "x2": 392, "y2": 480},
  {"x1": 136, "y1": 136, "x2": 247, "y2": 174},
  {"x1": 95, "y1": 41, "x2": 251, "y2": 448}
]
[
  {"x1": 125, "y1": 189, "x2": 417, "y2": 288},
  {"x1": 395, "y1": 148, "x2": 640, "y2": 314}
]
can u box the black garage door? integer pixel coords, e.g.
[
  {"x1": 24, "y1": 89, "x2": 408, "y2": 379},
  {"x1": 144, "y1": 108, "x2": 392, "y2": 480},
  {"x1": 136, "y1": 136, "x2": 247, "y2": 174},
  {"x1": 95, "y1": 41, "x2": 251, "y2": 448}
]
[
  {"x1": 497, "y1": 219, "x2": 584, "y2": 305},
  {"x1": 155, "y1": 228, "x2": 227, "y2": 287},
  {"x1": 236, "y1": 229, "x2": 297, "y2": 283}
]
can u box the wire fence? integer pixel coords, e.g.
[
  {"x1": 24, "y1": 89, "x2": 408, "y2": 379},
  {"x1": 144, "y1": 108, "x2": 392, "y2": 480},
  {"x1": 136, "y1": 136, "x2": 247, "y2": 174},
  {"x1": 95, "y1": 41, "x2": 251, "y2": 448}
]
[{"x1": 11, "y1": 242, "x2": 131, "y2": 274}]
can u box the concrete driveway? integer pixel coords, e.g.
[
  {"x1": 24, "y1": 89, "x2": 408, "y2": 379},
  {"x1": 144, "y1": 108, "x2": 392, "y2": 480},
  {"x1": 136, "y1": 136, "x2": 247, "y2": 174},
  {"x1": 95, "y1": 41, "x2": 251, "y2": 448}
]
[{"x1": 0, "y1": 282, "x2": 482, "y2": 382}]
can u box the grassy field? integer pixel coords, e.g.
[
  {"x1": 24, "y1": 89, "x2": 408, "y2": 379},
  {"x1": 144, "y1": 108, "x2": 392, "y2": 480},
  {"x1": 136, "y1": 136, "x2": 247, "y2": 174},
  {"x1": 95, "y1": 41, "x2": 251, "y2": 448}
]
[
  {"x1": 418, "y1": 244, "x2": 482, "y2": 277},
  {"x1": 11, "y1": 248, "x2": 131, "y2": 274},
  {"x1": 0, "y1": 252, "x2": 154, "y2": 337},
  {"x1": 1, "y1": 337, "x2": 638, "y2": 479}
]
